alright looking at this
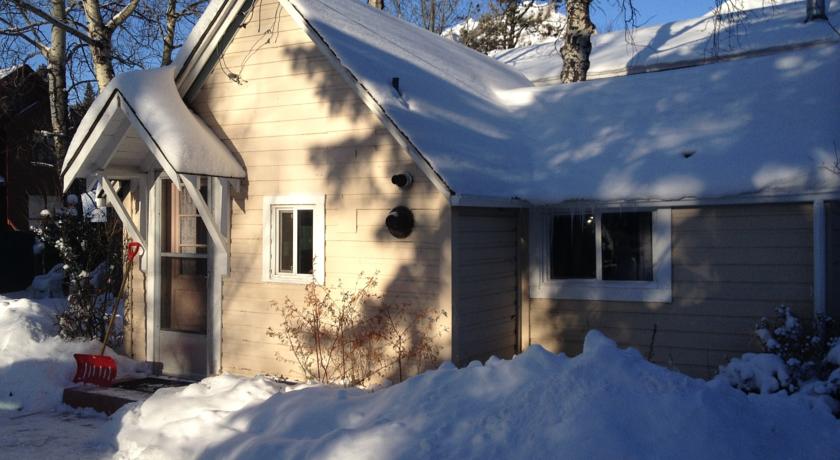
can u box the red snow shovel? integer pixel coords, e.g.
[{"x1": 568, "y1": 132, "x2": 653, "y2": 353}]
[{"x1": 72, "y1": 242, "x2": 142, "y2": 387}]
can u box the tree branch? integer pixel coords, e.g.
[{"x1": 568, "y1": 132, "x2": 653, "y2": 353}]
[
  {"x1": 0, "y1": 17, "x2": 48, "y2": 54},
  {"x1": 12, "y1": 0, "x2": 95, "y2": 46},
  {"x1": 105, "y1": 0, "x2": 140, "y2": 31}
]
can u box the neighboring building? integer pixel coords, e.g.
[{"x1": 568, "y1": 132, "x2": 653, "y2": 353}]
[
  {"x1": 62, "y1": 0, "x2": 840, "y2": 379},
  {"x1": 0, "y1": 64, "x2": 56, "y2": 292},
  {"x1": 0, "y1": 64, "x2": 56, "y2": 231}
]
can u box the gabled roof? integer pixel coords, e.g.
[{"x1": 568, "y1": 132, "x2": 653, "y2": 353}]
[
  {"x1": 63, "y1": 0, "x2": 840, "y2": 204},
  {"x1": 60, "y1": 1, "x2": 247, "y2": 191}
]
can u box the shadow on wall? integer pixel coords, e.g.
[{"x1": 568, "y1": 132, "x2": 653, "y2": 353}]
[{"x1": 194, "y1": 0, "x2": 452, "y2": 384}]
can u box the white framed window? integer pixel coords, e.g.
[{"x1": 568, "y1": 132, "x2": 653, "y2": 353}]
[
  {"x1": 262, "y1": 195, "x2": 325, "y2": 284},
  {"x1": 530, "y1": 208, "x2": 672, "y2": 302}
]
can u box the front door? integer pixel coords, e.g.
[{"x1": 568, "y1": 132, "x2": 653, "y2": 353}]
[{"x1": 159, "y1": 178, "x2": 208, "y2": 377}]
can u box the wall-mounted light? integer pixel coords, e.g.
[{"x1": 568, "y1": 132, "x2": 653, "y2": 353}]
[
  {"x1": 391, "y1": 172, "x2": 413, "y2": 189},
  {"x1": 386, "y1": 206, "x2": 414, "y2": 239}
]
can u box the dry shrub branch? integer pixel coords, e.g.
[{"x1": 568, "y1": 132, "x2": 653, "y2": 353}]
[{"x1": 266, "y1": 273, "x2": 446, "y2": 387}]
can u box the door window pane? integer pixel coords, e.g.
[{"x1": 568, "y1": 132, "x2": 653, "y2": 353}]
[
  {"x1": 602, "y1": 212, "x2": 653, "y2": 281},
  {"x1": 161, "y1": 257, "x2": 207, "y2": 333},
  {"x1": 550, "y1": 214, "x2": 596, "y2": 279},
  {"x1": 297, "y1": 210, "x2": 314, "y2": 274}
]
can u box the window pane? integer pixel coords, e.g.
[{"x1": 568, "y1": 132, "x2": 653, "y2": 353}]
[
  {"x1": 602, "y1": 212, "x2": 653, "y2": 281},
  {"x1": 550, "y1": 214, "x2": 596, "y2": 279},
  {"x1": 279, "y1": 211, "x2": 294, "y2": 272},
  {"x1": 297, "y1": 210, "x2": 314, "y2": 274}
]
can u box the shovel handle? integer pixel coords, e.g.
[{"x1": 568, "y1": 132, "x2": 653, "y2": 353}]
[{"x1": 99, "y1": 241, "x2": 142, "y2": 356}]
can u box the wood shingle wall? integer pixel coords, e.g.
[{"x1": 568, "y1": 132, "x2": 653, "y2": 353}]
[{"x1": 191, "y1": 1, "x2": 452, "y2": 379}]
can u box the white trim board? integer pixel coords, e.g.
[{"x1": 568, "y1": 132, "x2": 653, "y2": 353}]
[{"x1": 100, "y1": 178, "x2": 147, "y2": 248}]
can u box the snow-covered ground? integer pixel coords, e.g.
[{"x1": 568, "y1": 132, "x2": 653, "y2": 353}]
[
  {"x1": 3, "y1": 291, "x2": 840, "y2": 459},
  {"x1": 0, "y1": 290, "x2": 142, "y2": 459}
]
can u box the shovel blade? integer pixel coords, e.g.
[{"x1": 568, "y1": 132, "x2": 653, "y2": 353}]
[{"x1": 73, "y1": 353, "x2": 117, "y2": 387}]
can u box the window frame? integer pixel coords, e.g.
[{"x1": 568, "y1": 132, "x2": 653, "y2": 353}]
[
  {"x1": 530, "y1": 208, "x2": 672, "y2": 302},
  {"x1": 262, "y1": 195, "x2": 325, "y2": 284}
]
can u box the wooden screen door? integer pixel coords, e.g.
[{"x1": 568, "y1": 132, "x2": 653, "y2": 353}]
[{"x1": 159, "y1": 178, "x2": 208, "y2": 377}]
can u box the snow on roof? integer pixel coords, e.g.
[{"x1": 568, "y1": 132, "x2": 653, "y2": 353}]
[
  {"x1": 287, "y1": 0, "x2": 533, "y2": 195},
  {"x1": 493, "y1": 0, "x2": 840, "y2": 84},
  {"x1": 61, "y1": 66, "x2": 245, "y2": 190},
  {"x1": 288, "y1": 0, "x2": 840, "y2": 204},
  {"x1": 500, "y1": 44, "x2": 840, "y2": 203}
]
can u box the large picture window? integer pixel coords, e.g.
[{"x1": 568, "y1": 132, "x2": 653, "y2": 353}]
[
  {"x1": 262, "y1": 195, "x2": 324, "y2": 283},
  {"x1": 532, "y1": 209, "x2": 671, "y2": 302}
]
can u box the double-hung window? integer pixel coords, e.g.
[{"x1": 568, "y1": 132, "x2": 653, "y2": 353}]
[
  {"x1": 531, "y1": 209, "x2": 672, "y2": 302},
  {"x1": 262, "y1": 195, "x2": 325, "y2": 283}
]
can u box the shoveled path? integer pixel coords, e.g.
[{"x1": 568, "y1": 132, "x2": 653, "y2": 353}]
[{"x1": 0, "y1": 408, "x2": 114, "y2": 459}]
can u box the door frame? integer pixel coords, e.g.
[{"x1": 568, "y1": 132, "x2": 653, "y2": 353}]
[{"x1": 145, "y1": 173, "x2": 228, "y2": 376}]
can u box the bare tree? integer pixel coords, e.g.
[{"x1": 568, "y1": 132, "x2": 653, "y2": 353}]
[
  {"x1": 0, "y1": 0, "x2": 69, "y2": 156},
  {"x1": 560, "y1": 0, "x2": 638, "y2": 83},
  {"x1": 11, "y1": 0, "x2": 142, "y2": 88},
  {"x1": 388, "y1": 0, "x2": 469, "y2": 34},
  {"x1": 455, "y1": 1, "x2": 564, "y2": 53},
  {"x1": 156, "y1": 0, "x2": 206, "y2": 65}
]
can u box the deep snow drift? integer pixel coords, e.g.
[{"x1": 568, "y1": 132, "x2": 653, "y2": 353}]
[
  {"x1": 110, "y1": 331, "x2": 840, "y2": 460},
  {"x1": 0, "y1": 292, "x2": 146, "y2": 415}
]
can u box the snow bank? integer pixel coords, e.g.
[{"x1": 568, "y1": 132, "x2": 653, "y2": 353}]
[
  {"x1": 111, "y1": 331, "x2": 840, "y2": 459},
  {"x1": 0, "y1": 293, "x2": 146, "y2": 415}
]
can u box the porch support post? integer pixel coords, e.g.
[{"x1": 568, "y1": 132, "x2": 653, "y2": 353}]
[
  {"x1": 180, "y1": 174, "x2": 230, "y2": 256},
  {"x1": 101, "y1": 177, "x2": 147, "y2": 248}
]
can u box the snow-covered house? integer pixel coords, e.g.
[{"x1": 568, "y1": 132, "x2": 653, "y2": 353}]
[{"x1": 62, "y1": 0, "x2": 840, "y2": 379}]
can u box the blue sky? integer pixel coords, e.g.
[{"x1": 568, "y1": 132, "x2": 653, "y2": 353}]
[{"x1": 591, "y1": 0, "x2": 716, "y2": 31}]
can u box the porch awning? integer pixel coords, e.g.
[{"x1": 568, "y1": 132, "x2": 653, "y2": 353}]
[{"x1": 60, "y1": 66, "x2": 245, "y2": 191}]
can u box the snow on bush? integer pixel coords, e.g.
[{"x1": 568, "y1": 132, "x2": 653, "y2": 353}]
[
  {"x1": 715, "y1": 306, "x2": 840, "y2": 413},
  {"x1": 110, "y1": 331, "x2": 840, "y2": 460},
  {"x1": 0, "y1": 293, "x2": 146, "y2": 415}
]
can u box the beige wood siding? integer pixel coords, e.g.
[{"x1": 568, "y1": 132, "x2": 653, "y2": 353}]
[
  {"x1": 191, "y1": 2, "x2": 452, "y2": 380},
  {"x1": 452, "y1": 207, "x2": 519, "y2": 365},
  {"x1": 528, "y1": 203, "x2": 814, "y2": 378}
]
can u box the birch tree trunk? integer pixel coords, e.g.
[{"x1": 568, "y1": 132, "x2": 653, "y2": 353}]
[
  {"x1": 81, "y1": 0, "x2": 115, "y2": 87},
  {"x1": 78, "y1": 0, "x2": 139, "y2": 88},
  {"x1": 559, "y1": 0, "x2": 594, "y2": 83},
  {"x1": 162, "y1": 0, "x2": 178, "y2": 65},
  {"x1": 47, "y1": 0, "x2": 68, "y2": 158}
]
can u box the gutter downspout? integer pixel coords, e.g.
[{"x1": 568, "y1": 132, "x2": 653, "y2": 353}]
[{"x1": 814, "y1": 199, "x2": 826, "y2": 318}]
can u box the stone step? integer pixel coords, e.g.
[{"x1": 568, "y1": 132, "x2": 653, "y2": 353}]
[{"x1": 62, "y1": 377, "x2": 193, "y2": 415}]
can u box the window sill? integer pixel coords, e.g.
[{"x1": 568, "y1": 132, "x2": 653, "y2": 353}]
[
  {"x1": 530, "y1": 279, "x2": 672, "y2": 303},
  {"x1": 262, "y1": 273, "x2": 316, "y2": 285}
]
